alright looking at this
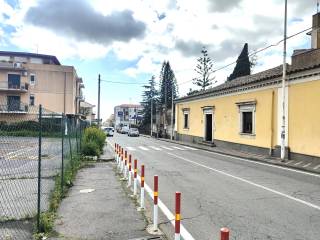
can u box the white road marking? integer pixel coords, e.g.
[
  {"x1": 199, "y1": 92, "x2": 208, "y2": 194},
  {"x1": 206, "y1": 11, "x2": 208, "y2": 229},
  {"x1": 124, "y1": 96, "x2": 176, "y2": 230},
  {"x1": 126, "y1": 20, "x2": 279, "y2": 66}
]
[
  {"x1": 285, "y1": 160, "x2": 294, "y2": 165},
  {"x1": 138, "y1": 146, "x2": 149, "y2": 151},
  {"x1": 183, "y1": 146, "x2": 198, "y2": 150},
  {"x1": 314, "y1": 164, "x2": 320, "y2": 170},
  {"x1": 294, "y1": 161, "x2": 303, "y2": 166},
  {"x1": 150, "y1": 146, "x2": 162, "y2": 151},
  {"x1": 161, "y1": 146, "x2": 174, "y2": 151},
  {"x1": 204, "y1": 149, "x2": 320, "y2": 178},
  {"x1": 172, "y1": 146, "x2": 185, "y2": 150},
  {"x1": 107, "y1": 142, "x2": 195, "y2": 240},
  {"x1": 127, "y1": 147, "x2": 136, "y2": 151},
  {"x1": 137, "y1": 175, "x2": 195, "y2": 240},
  {"x1": 167, "y1": 152, "x2": 320, "y2": 211},
  {"x1": 303, "y1": 163, "x2": 312, "y2": 168}
]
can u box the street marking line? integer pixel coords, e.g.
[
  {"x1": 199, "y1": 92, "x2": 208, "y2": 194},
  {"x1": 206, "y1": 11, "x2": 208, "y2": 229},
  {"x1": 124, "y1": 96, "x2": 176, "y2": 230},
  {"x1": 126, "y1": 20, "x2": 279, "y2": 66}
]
[
  {"x1": 294, "y1": 161, "x2": 303, "y2": 166},
  {"x1": 150, "y1": 146, "x2": 162, "y2": 151},
  {"x1": 161, "y1": 146, "x2": 174, "y2": 151},
  {"x1": 285, "y1": 160, "x2": 294, "y2": 165},
  {"x1": 138, "y1": 146, "x2": 149, "y2": 151},
  {"x1": 303, "y1": 163, "x2": 312, "y2": 168},
  {"x1": 314, "y1": 164, "x2": 320, "y2": 170},
  {"x1": 127, "y1": 147, "x2": 136, "y2": 151},
  {"x1": 137, "y1": 175, "x2": 195, "y2": 240},
  {"x1": 203, "y1": 149, "x2": 320, "y2": 178},
  {"x1": 172, "y1": 146, "x2": 186, "y2": 150},
  {"x1": 183, "y1": 146, "x2": 198, "y2": 150},
  {"x1": 167, "y1": 152, "x2": 320, "y2": 211}
]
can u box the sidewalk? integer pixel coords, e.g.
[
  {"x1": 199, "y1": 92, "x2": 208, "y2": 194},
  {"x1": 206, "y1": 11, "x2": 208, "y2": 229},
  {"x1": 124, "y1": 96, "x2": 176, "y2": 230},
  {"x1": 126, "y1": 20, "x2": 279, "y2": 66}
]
[
  {"x1": 50, "y1": 159, "x2": 155, "y2": 239},
  {"x1": 142, "y1": 135, "x2": 320, "y2": 175}
]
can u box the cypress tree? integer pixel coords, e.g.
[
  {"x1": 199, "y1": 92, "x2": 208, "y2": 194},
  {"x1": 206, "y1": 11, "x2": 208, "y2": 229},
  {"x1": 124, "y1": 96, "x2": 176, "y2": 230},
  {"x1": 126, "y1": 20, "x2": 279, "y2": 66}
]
[{"x1": 228, "y1": 43, "x2": 251, "y2": 81}]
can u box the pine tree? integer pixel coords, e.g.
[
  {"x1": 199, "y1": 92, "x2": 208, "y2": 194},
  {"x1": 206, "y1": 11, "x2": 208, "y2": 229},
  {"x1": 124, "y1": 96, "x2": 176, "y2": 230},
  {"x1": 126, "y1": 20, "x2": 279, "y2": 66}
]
[
  {"x1": 141, "y1": 76, "x2": 157, "y2": 125},
  {"x1": 159, "y1": 61, "x2": 178, "y2": 109},
  {"x1": 193, "y1": 46, "x2": 215, "y2": 90},
  {"x1": 228, "y1": 43, "x2": 251, "y2": 81}
]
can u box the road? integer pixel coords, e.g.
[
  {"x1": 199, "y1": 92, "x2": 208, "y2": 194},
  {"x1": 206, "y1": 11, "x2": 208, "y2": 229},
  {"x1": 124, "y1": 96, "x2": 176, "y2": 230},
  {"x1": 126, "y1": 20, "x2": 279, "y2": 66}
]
[{"x1": 106, "y1": 133, "x2": 320, "y2": 240}]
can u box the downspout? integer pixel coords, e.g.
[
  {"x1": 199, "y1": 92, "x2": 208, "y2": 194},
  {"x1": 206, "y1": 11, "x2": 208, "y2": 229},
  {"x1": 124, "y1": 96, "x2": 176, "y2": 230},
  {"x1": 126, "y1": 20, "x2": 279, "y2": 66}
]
[
  {"x1": 63, "y1": 72, "x2": 66, "y2": 114},
  {"x1": 270, "y1": 90, "x2": 275, "y2": 156}
]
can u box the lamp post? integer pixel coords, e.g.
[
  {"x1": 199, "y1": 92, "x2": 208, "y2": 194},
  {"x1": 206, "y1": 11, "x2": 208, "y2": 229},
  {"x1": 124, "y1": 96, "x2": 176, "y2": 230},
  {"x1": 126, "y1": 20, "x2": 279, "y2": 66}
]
[
  {"x1": 170, "y1": 89, "x2": 174, "y2": 140},
  {"x1": 151, "y1": 97, "x2": 153, "y2": 137},
  {"x1": 281, "y1": 0, "x2": 288, "y2": 161}
]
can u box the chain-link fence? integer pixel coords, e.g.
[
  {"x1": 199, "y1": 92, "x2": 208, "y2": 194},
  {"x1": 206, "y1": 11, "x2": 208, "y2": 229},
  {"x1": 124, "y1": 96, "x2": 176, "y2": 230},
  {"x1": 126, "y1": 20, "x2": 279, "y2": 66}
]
[{"x1": 0, "y1": 103, "x2": 87, "y2": 239}]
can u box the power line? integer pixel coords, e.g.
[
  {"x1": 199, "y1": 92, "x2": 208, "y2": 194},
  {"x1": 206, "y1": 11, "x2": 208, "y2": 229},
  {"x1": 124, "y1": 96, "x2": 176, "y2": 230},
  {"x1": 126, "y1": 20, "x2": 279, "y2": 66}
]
[
  {"x1": 99, "y1": 25, "x2": 313, "y2": 88},
  {"x1": 100, "y1": 79, "x2": 148, "y2": 85},
  {"x1": 178, "y1": 26, "x2": 313, "y2": 86}
]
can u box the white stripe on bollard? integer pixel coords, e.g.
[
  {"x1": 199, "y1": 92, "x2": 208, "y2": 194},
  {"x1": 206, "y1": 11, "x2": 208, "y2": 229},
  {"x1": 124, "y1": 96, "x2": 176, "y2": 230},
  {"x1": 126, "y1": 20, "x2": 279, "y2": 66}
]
[
  {"x1": 133, "y1": 178, "x2": 137, "y2": 196},
  {"x1": 175, "y1": 233, "x2": 181, "y2": 240},
  {"x1": 128, "y1": 171, "x2": 132, "y2": 187},
  {"x1": 153, "y1": 205, "x2": 158, "y2": 231},
  {"x1": 140, "y1": 187, "x2": 145, "y2": 209}
]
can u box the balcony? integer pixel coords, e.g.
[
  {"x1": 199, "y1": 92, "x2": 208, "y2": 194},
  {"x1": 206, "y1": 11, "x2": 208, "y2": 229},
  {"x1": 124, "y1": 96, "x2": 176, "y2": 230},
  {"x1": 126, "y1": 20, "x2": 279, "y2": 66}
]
[
  {"x1": 0, "y1": 82, "x2": 29, "y2": 93},
  {"x1": 0, "y1": 62, "x2": 25, "y2": 70},
  {"x1": 0, "y1": 102, "x2": 28, "y2": 114}
]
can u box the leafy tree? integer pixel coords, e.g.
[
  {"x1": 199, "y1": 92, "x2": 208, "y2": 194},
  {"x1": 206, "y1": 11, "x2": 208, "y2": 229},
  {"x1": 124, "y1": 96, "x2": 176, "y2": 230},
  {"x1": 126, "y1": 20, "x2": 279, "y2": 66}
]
[
  {"x1": 159, "y1": 61, "x2": 178, "y2": 109},
  {"x1": 141, "y1": 76, "x2": 158, "y2": 125},
  {"x1": 193, "y1": 46, "x2": 215, "y2": 90},
  {"x1": 228, "y1": 43, "x2": 251, "y2": 81}
]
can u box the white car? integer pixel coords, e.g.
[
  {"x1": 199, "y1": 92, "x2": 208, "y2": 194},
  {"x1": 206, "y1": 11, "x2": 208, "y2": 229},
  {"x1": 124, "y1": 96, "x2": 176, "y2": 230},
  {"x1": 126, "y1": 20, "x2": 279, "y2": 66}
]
[
  {"x1": 104, "y1": 127, "x2": 114, "y2": 137},
  {"x1": 128, "y1": 128, "x2": 139, "y2": 137}
]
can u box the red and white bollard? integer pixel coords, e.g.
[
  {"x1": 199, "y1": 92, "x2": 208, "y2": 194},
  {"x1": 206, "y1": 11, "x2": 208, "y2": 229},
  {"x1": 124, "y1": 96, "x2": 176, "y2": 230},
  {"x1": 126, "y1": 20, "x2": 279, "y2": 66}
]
[
  {"x1": 153, "y1": 175, "x2": 159, "y2": 231},
  {"x1": 140, "y1": 165, "x2": 145, "y2": 209},
  {"x1": 128, "y1": 155, "x2": 132, "y2": 187},
  {"x1": 133, "y1": 159, "x2": 138, "y2": 196},
  {"x1": 220, "y1": 228, "x2": 229, "y2": 240},
  {"x1": 175, "y1": 192, "x2": 181, "y2": 240},
  {"x1": 124, "y1": 151, "x2": 128, "y2": 176}
]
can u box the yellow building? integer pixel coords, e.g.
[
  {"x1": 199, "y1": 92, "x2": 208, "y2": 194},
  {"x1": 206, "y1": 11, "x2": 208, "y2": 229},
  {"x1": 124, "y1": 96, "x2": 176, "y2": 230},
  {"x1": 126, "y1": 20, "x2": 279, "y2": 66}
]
[
  {"x1": 0, "y1": 51, "x2": 87, "y2": 120},
  {"x1": 174, "y1": 13, "x2": 320, "y2": 161}
]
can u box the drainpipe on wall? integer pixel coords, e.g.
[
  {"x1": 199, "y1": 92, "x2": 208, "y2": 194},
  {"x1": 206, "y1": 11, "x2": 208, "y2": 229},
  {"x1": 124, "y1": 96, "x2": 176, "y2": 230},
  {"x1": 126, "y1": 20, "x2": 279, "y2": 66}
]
[
  {"x1": 63, "y1": 71, "x2": 66, "y2": 114},
  {"x1": 270, "y1": 90, "x2": 275, "y2": 156}
]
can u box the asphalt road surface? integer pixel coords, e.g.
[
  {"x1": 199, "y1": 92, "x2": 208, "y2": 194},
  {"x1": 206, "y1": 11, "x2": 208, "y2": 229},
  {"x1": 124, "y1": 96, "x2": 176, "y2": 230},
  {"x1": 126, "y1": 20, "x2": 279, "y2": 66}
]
[{"x1": 106, "y1": 133, "x2": 320, "y2": 240}]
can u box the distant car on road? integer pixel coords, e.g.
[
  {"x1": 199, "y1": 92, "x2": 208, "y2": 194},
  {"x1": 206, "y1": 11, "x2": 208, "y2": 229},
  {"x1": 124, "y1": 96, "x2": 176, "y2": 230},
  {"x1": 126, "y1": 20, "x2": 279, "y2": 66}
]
[
  {"x1": 103, "y1": 127, "x2": 114, "y2": 137},
  {"x1": 121, "y1": 126, "x2": 129, "y2": 134},
  {"x1": 128, "y1": 128, "x2": 139, "y2": 137}
]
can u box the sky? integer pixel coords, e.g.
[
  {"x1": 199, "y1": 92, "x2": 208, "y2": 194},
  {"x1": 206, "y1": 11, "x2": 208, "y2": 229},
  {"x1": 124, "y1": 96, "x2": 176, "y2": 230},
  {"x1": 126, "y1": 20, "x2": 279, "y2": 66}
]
[{"x1": 0, "y1": 0, "x2": 317, "y2": 120}]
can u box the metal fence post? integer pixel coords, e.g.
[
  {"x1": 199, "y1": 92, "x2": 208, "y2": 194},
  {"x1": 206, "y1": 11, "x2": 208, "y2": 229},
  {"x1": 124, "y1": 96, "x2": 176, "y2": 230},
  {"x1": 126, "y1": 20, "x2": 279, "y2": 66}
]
[
  {"x1": 37, "y1": 104, "x2": 43, "y2": 232},
  {"x1": 68, "y1": 117, "x2": 73, "y2": 170},
  {"x1": 61, "y1": 114, "x2": 65, "y2": 195}
]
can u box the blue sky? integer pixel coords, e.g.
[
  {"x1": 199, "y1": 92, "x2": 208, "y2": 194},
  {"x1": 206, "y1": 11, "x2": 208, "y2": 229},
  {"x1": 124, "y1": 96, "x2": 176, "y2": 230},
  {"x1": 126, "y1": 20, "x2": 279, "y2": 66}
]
[{"x1": 0, "y1": 0, "x2": 316, "y2": 120}]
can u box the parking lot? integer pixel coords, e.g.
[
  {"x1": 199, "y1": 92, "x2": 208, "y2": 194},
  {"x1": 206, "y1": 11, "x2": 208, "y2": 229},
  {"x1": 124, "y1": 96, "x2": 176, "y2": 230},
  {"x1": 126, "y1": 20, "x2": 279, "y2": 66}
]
[{"x1": 0, "y1": 136, "x2": 64, "y2": 238}]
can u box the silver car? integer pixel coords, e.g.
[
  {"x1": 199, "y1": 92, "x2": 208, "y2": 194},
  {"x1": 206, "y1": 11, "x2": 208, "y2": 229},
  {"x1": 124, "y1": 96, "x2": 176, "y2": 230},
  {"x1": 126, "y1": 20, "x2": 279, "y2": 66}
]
[{"x1": 128, "y1": 128, "x2": 139, "y2": 137}]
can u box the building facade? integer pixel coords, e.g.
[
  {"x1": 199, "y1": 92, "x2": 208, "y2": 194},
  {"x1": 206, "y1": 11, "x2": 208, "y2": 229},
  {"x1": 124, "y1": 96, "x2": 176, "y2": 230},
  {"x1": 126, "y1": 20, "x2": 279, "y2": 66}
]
[
  {"x1": 0, "y1": 51, "x2": 84, "y2": 120},
  {"x1": 114, "y1": 104, "x2": 143, "y2": 127},
  {"x1": 80, "y1": 101, "x2": 96, "y2": 123},
  {"x1": 174, "y1": 13, "x2": 320, "y2": 161}
]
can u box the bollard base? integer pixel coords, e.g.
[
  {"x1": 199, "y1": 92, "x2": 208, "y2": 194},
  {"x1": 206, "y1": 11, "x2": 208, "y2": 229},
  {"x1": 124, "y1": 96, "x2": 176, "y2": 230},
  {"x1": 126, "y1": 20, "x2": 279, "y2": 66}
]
[
  {"x1": 130, "y1": 194, "x2": 137, "y2": 199},
  {"x1": 137, "y1": 207, "x2": 145, "y2": 212},
  {"x1": 146, "y1": 225, "x2": 163, "y2": 236}
]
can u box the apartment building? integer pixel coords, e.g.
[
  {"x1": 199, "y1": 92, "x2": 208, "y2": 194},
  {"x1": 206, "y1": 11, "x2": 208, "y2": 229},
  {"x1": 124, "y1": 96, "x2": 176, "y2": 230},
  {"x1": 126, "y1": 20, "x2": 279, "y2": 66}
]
[
  {"x1": 114, "y1": 104, "x2": 143, "y2": 127},
  {"x1": 80, "y1": 101, "x2": 96, "y2": 123},
  {"x1": 0, "y1": 51, "x2": 84, "y2": 120}
]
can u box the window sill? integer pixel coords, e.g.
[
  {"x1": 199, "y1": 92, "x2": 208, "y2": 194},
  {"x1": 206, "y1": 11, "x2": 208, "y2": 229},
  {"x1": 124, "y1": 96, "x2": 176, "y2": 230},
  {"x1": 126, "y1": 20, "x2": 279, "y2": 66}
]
[
  {"x1": 239, "y1": 132, "x2": 256, "y2": 138},
  {"x1": 183, "y1": 128, "x2": 189, "y2": 130}
]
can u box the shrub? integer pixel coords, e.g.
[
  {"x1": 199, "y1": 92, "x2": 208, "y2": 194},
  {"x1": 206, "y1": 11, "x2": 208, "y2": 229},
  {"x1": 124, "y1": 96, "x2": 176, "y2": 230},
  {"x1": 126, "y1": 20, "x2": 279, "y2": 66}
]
[{"x1": 81, "y1": 127, "x2": 106, "y2": 156}]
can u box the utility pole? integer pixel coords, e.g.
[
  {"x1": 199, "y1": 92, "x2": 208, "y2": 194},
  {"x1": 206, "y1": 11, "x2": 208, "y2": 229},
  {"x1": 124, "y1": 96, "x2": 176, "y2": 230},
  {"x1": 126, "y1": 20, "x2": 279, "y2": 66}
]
[
  {"x1": 150, "y1": 97, "x2": 153, "y2": 137},
  {"x1": 281, "y1": 0, "x2": 287, "y2": 161},
  {"x1": 170, "y1": 89, "x2": 174, "y2": 140},
  {"x1": 98, "y1": 74, "x2": 101, "y2": 128}
]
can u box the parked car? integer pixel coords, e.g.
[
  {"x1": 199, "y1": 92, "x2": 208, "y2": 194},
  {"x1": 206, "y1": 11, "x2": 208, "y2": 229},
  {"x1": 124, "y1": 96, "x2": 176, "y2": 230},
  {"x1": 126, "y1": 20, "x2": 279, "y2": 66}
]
[
  {"x1": 128, "y1": 128, "x2": 139, "y2": 137},
  {"x1": 103, "y1": 127, "x2": 114, "y2": 137}
]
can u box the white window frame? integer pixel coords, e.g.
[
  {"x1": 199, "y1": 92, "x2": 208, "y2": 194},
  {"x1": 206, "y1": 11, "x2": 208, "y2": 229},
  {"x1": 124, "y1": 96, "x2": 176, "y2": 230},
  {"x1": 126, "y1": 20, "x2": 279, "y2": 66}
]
[
  {"x1": 237, "y1": 102, "x2": 256, "y2": 135},
  {"x1": 30, "y1": 74, "x2": 36, "y2": 85},
  {"x1": 182, "y1": 109, "x2": 190, "y2": 129}
]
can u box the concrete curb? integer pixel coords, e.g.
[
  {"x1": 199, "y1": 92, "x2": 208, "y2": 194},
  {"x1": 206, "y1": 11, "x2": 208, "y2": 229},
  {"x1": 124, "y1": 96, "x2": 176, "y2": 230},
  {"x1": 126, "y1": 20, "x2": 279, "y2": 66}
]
[{"x1": 140, "y1": 135, "x2": 320, "y2": 176}]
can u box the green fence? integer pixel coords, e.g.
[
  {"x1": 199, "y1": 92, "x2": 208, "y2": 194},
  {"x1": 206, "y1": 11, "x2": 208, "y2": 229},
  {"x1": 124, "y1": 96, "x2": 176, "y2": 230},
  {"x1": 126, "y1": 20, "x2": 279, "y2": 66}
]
[{"x1": 0, "y1": 103, "x2": 88, "y2": 239}]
